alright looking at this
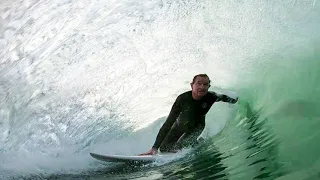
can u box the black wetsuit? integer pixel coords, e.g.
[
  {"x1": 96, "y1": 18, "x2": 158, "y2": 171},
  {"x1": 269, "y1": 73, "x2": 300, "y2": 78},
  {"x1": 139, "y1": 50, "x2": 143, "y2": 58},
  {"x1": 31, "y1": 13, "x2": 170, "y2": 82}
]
[{"x1": 152, "y1": 91, "x2": 237, "y2": 152}]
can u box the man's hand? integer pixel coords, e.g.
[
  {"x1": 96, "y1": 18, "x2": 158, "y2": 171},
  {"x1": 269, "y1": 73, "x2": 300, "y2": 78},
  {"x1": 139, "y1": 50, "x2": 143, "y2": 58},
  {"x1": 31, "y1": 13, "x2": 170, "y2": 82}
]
[
  {"x1": 232, "y1": 97, "x2": 239, "y2": 104},
  {"x1": 138, "y1": 148, "x2": 158, "y2": 156}
]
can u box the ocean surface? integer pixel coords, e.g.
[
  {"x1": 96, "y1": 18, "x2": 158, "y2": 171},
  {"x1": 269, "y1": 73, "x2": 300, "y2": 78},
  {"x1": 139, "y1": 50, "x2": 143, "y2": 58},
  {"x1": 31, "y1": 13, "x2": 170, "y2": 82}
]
[{"x1": 1, "y1": 0, "x2": 320, "y2": 179}]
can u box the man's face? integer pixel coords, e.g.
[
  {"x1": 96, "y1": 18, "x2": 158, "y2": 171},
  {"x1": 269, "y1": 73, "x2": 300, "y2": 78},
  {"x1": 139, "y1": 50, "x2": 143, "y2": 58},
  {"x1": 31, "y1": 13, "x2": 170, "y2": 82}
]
[{"x1": 191, "y1": 76, "x2": 210, "y2": 99}]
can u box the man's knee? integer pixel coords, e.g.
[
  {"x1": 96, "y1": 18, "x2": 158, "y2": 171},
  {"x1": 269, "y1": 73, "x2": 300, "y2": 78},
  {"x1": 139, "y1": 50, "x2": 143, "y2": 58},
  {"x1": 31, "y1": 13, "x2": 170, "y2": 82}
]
[{"x1": 159, "y1": 143, "x2": 175, "y2": 152}]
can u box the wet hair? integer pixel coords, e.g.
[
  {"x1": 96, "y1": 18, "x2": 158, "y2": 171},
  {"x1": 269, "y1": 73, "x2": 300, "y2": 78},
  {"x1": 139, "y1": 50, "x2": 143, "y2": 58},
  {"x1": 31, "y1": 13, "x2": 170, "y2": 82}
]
[{"x1": 191, "y1": 74, "x2": 211, "y2": 84}]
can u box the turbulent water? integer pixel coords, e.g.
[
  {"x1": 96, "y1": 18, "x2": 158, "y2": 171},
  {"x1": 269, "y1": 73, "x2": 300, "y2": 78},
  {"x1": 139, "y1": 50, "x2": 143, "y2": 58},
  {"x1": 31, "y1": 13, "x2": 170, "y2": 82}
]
[{"x1": 1, "y1": 0, "x2": 320, "y2": 179}]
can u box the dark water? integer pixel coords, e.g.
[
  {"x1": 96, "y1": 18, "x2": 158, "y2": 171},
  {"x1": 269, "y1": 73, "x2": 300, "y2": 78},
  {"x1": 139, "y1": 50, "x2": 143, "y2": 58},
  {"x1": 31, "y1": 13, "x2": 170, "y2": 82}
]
[{"x1": 1, "y1": 0, "x2": 320, "y2": 179}]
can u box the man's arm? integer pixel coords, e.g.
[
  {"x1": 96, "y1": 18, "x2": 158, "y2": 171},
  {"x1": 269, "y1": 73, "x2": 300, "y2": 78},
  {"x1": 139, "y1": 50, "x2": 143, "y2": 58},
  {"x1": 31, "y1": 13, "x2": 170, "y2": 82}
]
[
  {"x1": 152, "y1": 95, "x2": 183, "y2": 149},
  {"x1": 212, "y1": 91, "x2": 238, "y2": 104}
]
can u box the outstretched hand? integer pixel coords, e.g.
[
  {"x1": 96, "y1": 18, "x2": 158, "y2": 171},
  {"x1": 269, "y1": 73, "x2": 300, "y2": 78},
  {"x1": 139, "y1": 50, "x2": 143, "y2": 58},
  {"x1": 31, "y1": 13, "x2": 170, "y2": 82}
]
[
  {"x1": 233, "y1": 97, "x2": 239, "y2": 103},
  {"x1": 138, "y1": 148, "x2": 158, "y2": 156},
  {"x1": 229, "y1": 96, "x2": 238, "y2": 104}
]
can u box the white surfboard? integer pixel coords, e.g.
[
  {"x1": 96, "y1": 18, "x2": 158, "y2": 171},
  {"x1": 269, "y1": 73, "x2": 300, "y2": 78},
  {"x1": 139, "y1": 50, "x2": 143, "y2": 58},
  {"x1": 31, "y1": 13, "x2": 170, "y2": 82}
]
[{"x1": 90, "y1": 152, "x2": 175, "y2": 163}]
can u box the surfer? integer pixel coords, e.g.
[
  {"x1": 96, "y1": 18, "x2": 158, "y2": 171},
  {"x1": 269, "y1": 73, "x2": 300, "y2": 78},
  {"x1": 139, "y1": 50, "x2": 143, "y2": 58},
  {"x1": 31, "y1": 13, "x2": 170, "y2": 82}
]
[{"x1": 139, "y1": 74, "x2": 238, "y2": 155}]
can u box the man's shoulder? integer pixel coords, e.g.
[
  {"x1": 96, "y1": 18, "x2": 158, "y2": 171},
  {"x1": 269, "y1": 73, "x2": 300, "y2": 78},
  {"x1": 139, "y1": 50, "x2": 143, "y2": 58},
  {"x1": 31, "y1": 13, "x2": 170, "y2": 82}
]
[
  {"x1": 208, "y1": 91, "x2": 217, "y2": 96},
  {"x1": 180, "y1": 91, "x2": 192, "y2": 96},
  {"x1": 179, "y1": 91, "x2": 192, "y2": 96},
  {"x1": 177, "y1": 91, "x2": 192, "y2": 100},
  {"x1": 207, "y1": 91, "x2": 219, "y2": 99}
]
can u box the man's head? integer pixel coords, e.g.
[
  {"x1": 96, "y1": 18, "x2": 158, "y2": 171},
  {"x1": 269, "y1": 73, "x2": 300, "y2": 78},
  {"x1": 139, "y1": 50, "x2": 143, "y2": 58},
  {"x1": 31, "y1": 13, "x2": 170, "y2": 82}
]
[{"x1": 190, "y1": 74, "x2": 211, "y2": 100}]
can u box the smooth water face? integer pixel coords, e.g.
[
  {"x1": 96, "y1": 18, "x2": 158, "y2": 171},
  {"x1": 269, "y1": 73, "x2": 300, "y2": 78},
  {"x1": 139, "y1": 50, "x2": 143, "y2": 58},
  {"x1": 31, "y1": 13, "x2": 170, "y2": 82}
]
[{"x1": 1, "y1": 0, "x2": 320, "y2": 179}]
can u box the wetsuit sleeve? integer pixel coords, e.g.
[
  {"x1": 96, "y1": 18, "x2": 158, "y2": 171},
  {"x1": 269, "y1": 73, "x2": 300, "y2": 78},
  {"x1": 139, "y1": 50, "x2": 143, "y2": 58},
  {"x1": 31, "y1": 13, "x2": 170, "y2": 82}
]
[
  {"x1": 152, "y1": 95, "x2": 183, "y2": 149},
  {"x1": 213, "y1": 92, "x2": 238, "y2": 104}
]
